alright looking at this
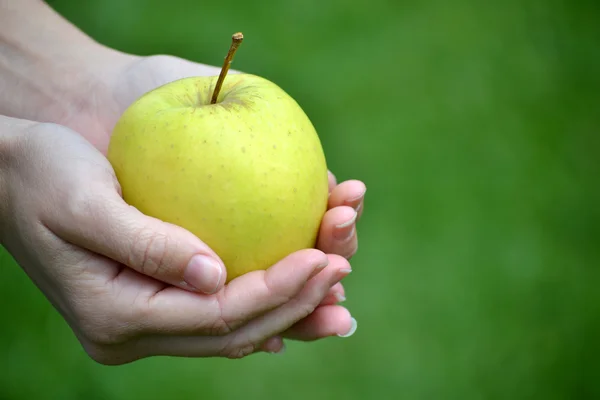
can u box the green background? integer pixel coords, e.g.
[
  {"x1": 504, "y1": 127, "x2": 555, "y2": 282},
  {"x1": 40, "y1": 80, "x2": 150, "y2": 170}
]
[{"x1": 2, "y1": 0, "x2": 599, "y2": 398}]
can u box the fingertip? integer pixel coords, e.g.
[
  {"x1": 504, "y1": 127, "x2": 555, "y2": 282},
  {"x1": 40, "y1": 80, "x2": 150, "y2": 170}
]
[
  {"x1": 183, "y1": 254, "x2": 226, "y2": 294},
  {"x1": 261, "y1": 336, "x2": 285, "y2": 354},
  {"x1": 326, "y1": 253, "x2": 352, "y2": 271},
  {"x1": 347, "y1": 179, "x2": 367, "y2": 195},
  {"x1": 295, "y1": 248, "x2": 329, "y2": 269},
  {"x1": 333, "y1": 206, "x2": 358, "y2": 229},
  {"x1": 328, "y1": 180, "x2": 366, "y2": 210},
  {"x1": 247, "y1": 248, "x2": 329, "y2": 300},
  {"x1": 328, "y1": 171, "x2": 337, "y2": 192},
  {"x1": 213, "y1": 262, "x2": 227, "y2": 293},
  {"x1": 337, "y1": 316, "x2": 357, "y2": 338},
  {"x1": 335, "y1": 305, "x2": 352, "y2": 324},
  {"x1": 282, "y1": 305, "x2": 355, "y2": 341}
]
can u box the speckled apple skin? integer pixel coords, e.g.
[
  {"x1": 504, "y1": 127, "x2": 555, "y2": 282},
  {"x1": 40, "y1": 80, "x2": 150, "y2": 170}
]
[{"x1": 107, "y1": 74, "x2": 329, "y2": 281}]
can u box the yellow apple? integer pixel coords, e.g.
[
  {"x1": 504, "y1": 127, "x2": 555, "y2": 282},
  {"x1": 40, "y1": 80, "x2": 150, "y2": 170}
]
[{"x1": 107, "y1": 70, "x2": 329, "y2": 281}]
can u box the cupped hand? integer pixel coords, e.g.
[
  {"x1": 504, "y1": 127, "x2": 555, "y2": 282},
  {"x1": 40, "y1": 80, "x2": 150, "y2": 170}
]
[
  {"x1": 56, "y1": 53, "x2": 366, "y2": 336},
  {"x1": 64, "y1": 53, "x2": 367, "y2": 271},
  {"x1": 1, "y1": 121, "x2": 357, "y2": 364}
]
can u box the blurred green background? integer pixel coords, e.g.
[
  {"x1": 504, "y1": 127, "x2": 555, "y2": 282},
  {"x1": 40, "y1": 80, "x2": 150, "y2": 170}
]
[{"x1": 2, "y1": 0, "x2": 599, "y2": 398}]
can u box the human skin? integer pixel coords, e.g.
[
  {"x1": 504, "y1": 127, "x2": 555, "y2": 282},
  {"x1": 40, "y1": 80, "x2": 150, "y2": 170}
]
[{"x1": 0, "y1": 0, "x2": 366, "y2": 364}]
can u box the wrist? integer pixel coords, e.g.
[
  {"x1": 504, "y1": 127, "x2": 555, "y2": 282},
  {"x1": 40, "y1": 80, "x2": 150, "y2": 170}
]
[{"x1": 0, "y1": 0, "x2": 137, "y2": 126}]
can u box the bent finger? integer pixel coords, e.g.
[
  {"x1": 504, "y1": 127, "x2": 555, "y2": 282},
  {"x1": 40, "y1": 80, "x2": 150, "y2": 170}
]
[
  {"x1": 214, "y1": 255, "x2": 352, "y2": 357},
  {"x1": 215, "y1": 249, "x2": 330, "y2": 332},
  {"x1": 316, "y1": 206, "x2": 358, "y2": 259},
  {"x1": 282, "y1": 305, "x2": 357, "y2": 341},
  {"x1": 126, "y1": 256, "x2": 351, "y2": 360},
  {"x1": 129, "y1": 249, "x2": 329, "y2": 336},
  {"x1": 328, "y1": 180, "x2": 366, "y2": 219}
]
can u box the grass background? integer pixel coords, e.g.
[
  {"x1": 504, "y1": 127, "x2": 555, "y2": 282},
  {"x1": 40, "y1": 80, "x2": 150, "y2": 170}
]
[{"x1": 1, "y1": 0, "x2": 600, "y2": 398}]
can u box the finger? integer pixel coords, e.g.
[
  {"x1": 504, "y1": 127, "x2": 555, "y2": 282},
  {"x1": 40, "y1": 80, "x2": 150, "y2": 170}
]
[
  {"x1": 131, "y1": 280, "x2": 343, "y2": 358},
  {"x1": 328, "y1": 171, "x2": 337, "y2": 193},
  {"x1": 218, "y1": 249, "x2": 329, "y2": 331},
  {"x1": 259, "y1": 336, "x2": 286, "y2": 354},
  {"x1": 328, "y1": 180, "x2": 366, "y2": 219},
  {"x1": 319, "y1": 282, "x2": 346, "y2": 306},
  {"x1": 316, "y1": 206, "x2": 358, "y2": 259},
  {"x1": 129, "y1": 249, "x2": 329, "y2": 336},
  {"x1": 282, "y1": 305, "x2": 357, "y2": 341},
  {"x1": 216, "y1": 255, "x2": 351, "y2": 358},
  {"x1": 46, "y1": 188, "x2": 226, "y2": 295},
  {"x1": 132, "y1": 255, "x2": 351, "y2": 359}
]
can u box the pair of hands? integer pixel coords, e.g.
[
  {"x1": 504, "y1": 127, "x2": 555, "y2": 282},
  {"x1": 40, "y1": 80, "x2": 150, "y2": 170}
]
[{"x1": 1, "y1": 54, "x2": 366, "y2": 364}]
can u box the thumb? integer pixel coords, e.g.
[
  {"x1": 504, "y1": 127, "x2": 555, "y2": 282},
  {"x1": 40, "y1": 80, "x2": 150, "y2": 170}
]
[{"x1": 48, "y1": 188, "x2": 227, "y2": 294}]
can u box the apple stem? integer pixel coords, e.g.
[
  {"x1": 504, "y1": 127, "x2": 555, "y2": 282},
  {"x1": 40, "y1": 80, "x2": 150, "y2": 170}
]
[{"x1": 210, "y1": 32, "x2": 244, "y2": 104}]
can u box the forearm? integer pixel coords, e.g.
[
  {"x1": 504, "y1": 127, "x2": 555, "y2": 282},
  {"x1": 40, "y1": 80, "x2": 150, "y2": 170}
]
[{"x1": 0, "y1": 0, "x2": 130, "y2": 123}]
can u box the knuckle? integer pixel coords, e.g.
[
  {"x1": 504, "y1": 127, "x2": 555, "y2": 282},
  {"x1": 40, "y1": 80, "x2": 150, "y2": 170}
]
[
  {"x1": 130, "y1": 227, "x2": 171, "y2": 278},
  {"x1": 65, "y1": 189, "x2": 96, "y2": 223},
  {"x1": 298, "y1": 302, "x2": 317, "y2": 321}
]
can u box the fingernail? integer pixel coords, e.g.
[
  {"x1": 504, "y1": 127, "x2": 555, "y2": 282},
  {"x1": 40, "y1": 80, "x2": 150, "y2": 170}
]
[
  {"x1": 338, "y1": 317, "x2": 357, "y2": 338},
  {"x1": 335, "y1": 267, "x2": 352, "y2": 282},
  {"x1": 355, "y1": 201, "x2": 363, "y2": 214},
  {"x1": 334, "y1": 212, "x2": 357, "y2": 240},
  {"x1": 346, "y1": 189, "x2": 366, "y2": 208},
  {"x1": 308, "y1": 259, "x2": 329, "y2": 279},
  {"x1": 184, "y1": 255, "x2": 222, "y2": 294},
  {"x1": 334, "y1": 292, "x2": 346, "y2": 303}
]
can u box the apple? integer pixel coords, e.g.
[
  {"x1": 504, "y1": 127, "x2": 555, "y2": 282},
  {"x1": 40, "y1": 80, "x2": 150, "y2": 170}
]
[{"x1": 107, "y1": 33, "x2": 329, "y2": 282}]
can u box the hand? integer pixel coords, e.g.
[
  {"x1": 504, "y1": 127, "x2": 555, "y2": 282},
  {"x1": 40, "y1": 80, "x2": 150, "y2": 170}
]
[
  {"x1": 0, "y1": 119, "x2": 356, "y2": 364},
  {"x1": 0, "y1": 1, "x2": 365, "y2": 364},
  {"x1": 58, "y1": 52, "x2": 367, "y2": 286}
]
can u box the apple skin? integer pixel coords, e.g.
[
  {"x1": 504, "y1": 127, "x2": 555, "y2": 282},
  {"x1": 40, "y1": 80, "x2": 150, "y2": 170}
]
[{"x1": 107, "y1": 74, "x2": 329, "y2": 281}]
